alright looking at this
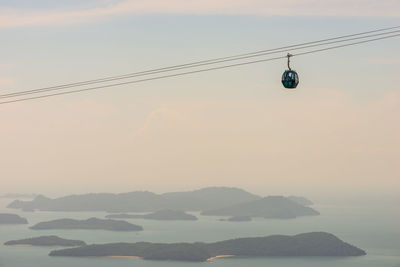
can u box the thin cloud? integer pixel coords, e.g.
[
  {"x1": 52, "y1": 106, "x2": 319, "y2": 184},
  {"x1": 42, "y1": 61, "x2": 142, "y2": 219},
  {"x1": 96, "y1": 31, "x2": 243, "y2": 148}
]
[
  {"x1": 366, "y1": 57, "x2": 400, "y2": 64},
  {"x1": 0, "y1": 0, "x2": 399, "y2": 28},
  {"x1": 133, "y1": 107, "x2": 184, "y2": 137},
  {"x1": 0, "y1": 77, "x2": 15, "y2": 86}
]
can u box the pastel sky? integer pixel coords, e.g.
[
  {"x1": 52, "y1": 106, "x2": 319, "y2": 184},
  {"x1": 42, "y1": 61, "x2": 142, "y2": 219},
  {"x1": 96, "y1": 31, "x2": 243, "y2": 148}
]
[{"x1": 0, "y1": 1, "x2": 399, "y2": 203}]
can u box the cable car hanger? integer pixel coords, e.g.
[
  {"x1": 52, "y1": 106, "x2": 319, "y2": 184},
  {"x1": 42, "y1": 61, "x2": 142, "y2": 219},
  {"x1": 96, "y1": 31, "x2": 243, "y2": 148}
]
[{"x1": 287, "y1": 53, "x2": 293, "y2": 71}]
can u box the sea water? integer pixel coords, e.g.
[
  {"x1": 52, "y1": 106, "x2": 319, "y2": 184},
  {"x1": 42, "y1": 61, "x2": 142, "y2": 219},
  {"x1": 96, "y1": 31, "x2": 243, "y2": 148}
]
[{"x1": 0, "y1": 199, "x2": 399, "y2": 267}]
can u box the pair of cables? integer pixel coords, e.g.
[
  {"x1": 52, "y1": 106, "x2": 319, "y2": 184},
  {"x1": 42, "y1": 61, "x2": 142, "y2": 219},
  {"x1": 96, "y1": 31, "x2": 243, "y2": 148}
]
[{"x1": 1, "y1": 26, "x2": 399, "y2": 105}]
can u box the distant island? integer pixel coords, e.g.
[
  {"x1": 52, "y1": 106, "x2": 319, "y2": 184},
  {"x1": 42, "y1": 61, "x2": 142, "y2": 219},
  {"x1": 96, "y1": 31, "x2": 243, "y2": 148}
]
[
  {"x1": 6, "y1": 188, "x2": 317, "y2": 220},
  {"x1": 49, "y1": 232, "x2": 366, "y2": 262},
  {"x1": 288, "y1": 196, "x2": 314, "y2": 206},
  {"x1": 106, "y1": 210, "x2": 198, "y2": 221},
  {"x1": 30, "y1": 218, "x2": 143, "y2": 232},
  {"x1": 220, "y1": 216, "x2": 252, "y2": 222},
  {"x1": 5, "y1": 236, "x2": 86, "y2": 247},
  {"x1": 0, "y1": 213, "x2": 28, "y2": 224},
  {"x1": 7, "y1": 188, "x2": 317, "y2": 220},
  {"x1": 201, "y1": 196, "x2": 319, "y2": 219},
  {"x1": 6, "y1": 187, "x2": 263, "y2": 212}
]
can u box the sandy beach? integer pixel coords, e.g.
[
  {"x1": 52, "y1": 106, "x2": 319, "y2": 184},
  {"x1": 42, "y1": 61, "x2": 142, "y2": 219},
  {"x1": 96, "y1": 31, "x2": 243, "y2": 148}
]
[{"x1": 207, "y1": 255, "x2": 235, "y2": 261}]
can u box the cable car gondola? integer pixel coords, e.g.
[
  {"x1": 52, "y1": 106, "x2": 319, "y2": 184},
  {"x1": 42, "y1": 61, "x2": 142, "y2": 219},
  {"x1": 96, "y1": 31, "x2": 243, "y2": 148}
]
[{"x1": 281, "y1": 53, "x2": 299, "y2": 89}]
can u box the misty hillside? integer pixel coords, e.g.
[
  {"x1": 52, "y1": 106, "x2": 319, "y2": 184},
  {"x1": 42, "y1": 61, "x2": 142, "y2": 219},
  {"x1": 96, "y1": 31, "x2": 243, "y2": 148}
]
[
  {"x1": 201, "y1": 196, "x2": 319, "y2": 219},
  {"x1": 0, "y1": 213, "x2": 28, "y2": 224},
  {"x1": 7, "y1": 187, "x2": 261, "y2": 212},
  {"x1": 288, "y1": 196, "x2": 314, "y2": 206},
  {"x1": 5, "y1": 236, "x2": 86, "y2": 247},
  {"x1": 30, "y1": 218, "x2": 143, "y2": 232}
]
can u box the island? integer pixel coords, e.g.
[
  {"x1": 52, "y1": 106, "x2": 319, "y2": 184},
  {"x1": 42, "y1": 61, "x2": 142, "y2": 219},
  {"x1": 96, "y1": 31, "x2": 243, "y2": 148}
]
[
  {"x1": 288, "y1": 196, "x2": 314, "y2": 206},
  {"x1": 30, "y1": 218, "x2": 143, "y2": 232},
  {"x1": 201, "y1": 196, "x2": 319, "y2": 219},
  {"x1": 6, "y1": 189, "x2": 318, "y2": 221},
  {"x1": 4, "y1": 236, "x2": 86, "y2": 247},
  {"x1": 220, "y1": 216, "x2": 252, "y2": 222},
  {"x1": 7, "y1": 187, "x2": 261, "y2": 212},
  {"x1": 106, "y1": 210, "x2": 198, "y2": 221},
  {"x1": 0, "y1": 213, "x2": 28, "y2": 224},
  {"x1": 49, "y1": 232, "x2": 366, "y2": 262}
]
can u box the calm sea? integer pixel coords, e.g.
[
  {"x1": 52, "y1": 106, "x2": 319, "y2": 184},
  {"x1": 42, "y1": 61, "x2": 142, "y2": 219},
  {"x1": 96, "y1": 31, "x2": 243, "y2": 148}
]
[{"x1": 0, "y1": 199, "x2": 399, "y2": 267}]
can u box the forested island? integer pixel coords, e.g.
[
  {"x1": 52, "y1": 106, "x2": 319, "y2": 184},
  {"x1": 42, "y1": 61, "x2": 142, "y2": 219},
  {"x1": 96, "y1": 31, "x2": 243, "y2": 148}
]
[
  {"x1": 49, "y1": 232, "x2": 366, "y2": 262},
  {"x1": 7, "y1": 187, "x2": 313, "y2": 214},
  {"x1": 106, "y1": 210, "x2": 198, "y2": 221},
  {"x1": 6, "y1": 187, "x2": 317, "y2": 219},
  {"x1": 30, "y1": 218, "x2": 143, "y2": 231},
  {"x1": 0, "y1": 213, "x2": 28, "y2": 224},
  {"x1": 5, "y1": 236, "x2": 86, "y2": 247},
  {"x1": 7, "y1": 187, "x2": 259, "y2": 212},
  {"x1": 201, "y1": 196, "x2": 319, "y2": 219}
]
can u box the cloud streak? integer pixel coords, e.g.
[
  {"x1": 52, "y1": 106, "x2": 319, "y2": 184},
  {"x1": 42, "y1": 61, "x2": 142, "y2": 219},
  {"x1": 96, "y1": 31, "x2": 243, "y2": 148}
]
[
  {"x1": 133, "y1": 107, "x2": 184, "y2": 137},
  {"x1": 0, "y1": 0, "x2": 399, "y2": 28},
  {"x1": 0, "y1": 77, "x2": 15, "y2": 86},
  {"x1": 366, "y1": 57, "x2": 400, "y2": 64}
]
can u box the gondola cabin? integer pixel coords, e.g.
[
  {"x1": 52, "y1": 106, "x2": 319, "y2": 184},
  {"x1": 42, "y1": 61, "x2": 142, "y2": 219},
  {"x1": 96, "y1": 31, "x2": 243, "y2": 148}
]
[
  {"x1": 282, "y1": 70, "x2": 299, "y2": 89},
  {"x1": 281, "y1": 53, "x2": 299, "y2": 89}
]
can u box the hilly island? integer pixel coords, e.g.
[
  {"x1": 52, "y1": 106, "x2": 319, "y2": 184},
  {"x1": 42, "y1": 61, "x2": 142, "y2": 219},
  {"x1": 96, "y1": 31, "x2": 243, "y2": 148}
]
[
  {"x1": 201, "y1": 196, "x2": 319, "y2": 219},
  {"x1": 0, "y1": 213, "x2": 28, "y2": 224},
  {"x1": 7, "y1": 187, "x2": 318, "y2": 219},
  {"x1": 49, "y1": 232, "x2": 366, "y2": 262},
  {"x1": 5, "y1": 236, "x2": 86, "y2": 247},
  {"x1": 30, "y1": 218, "x2": 143, "y2": 232}
]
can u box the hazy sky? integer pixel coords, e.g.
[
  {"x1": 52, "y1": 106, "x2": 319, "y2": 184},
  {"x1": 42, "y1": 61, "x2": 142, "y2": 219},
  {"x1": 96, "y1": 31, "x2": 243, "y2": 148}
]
[{"x1": 0, "y1": 1, "x2": 399, "y2": 201}]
